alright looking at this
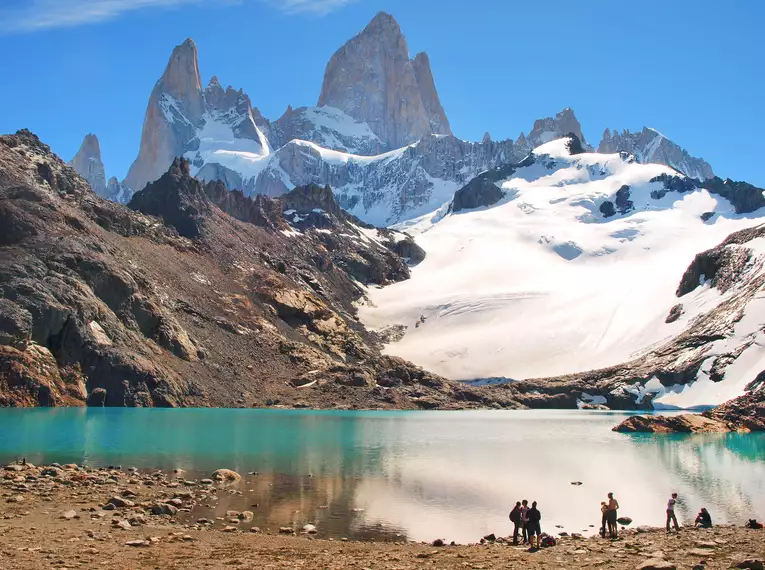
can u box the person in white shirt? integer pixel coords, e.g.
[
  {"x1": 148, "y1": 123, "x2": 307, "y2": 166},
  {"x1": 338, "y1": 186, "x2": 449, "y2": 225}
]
[{"x1": 666, "y1": 492, "x2": 680, "y2": 532}]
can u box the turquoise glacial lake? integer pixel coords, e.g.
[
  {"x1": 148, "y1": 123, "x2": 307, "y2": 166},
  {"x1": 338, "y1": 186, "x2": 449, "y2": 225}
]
[{"x1": 1, "y1": 408, "x2": 763, "y2": 543}]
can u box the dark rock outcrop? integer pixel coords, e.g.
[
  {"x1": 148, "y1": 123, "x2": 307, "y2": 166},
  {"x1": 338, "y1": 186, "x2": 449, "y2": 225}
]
[
  {"x1": 452, "y1": 177, "x2": 504, "y2": 213},
  {"x1": 701, "y1": 177, "x2": 765, "y2": 215},
  {"x1": 615, "y1": 185, "x2": 634, "y2": 214},
  {"x1": 128, "y1": 157, "x2": 211, "y2": 239},
  {"x1": 565, "y1": 133, "x2": 585, "y2": 155},
  {"x1": 651, "y1": 173, "x2": 765, "y2": 214},
  {"x1": 451, "y1": 155, "x2": 536, "y2": 214},
  {"x1": 676, "y1": 225, "x2": 762, "y2": 296},
  {"x1": 600, "y1": 201, "x2": 616, "y2": 218},
  {"x1": 665, "y1": 304, "x2": 684, "y2": 324}
]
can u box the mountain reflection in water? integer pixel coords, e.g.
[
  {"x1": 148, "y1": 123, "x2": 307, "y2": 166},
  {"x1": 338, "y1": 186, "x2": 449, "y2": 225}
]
[{"x1": 0, "y1": 408, "x2": 762, "y2": 543}]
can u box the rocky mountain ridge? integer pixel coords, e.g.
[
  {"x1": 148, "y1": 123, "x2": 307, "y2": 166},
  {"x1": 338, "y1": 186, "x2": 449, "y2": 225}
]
[
  {"x1": 0, "y1": 129, "x2": 526, "y2": 409},
  {"x1": 599, "y1": 126, "x2": 714, "y2": 180},
  {"x1": 63, "y1": 11, "x2": 722, "y2": 227},
  {"x1": 3, "y1": 130, "x2": 764, "y2": 415}
]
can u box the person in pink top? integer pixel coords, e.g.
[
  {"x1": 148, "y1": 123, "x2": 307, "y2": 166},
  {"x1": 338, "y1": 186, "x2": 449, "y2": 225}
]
[{"x1": 666, "y1": 492, "x2": 680, "y2": 532}]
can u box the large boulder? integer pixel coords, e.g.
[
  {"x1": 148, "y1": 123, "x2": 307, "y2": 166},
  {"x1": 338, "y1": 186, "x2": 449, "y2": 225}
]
[
  {"x1": 211, "y1": 469, "x2": 241, "y2": 483},
  {"x1": 613, "y1": 414, "x2": 729, "y2": 433}
]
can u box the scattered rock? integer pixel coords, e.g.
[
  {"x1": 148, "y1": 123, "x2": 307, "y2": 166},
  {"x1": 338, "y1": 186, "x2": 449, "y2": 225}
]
[
  {"x1": 212, "y1": 469, "x2": 242, "y2": 483},
  {"x1": 151, "y1": 503, "x2": 178, "y2": 516},
  {"x1": 107, "y1": 496, "x2": 134, "y2": 508},
  {"x1": 636, "y1": 559, "x2": 676, "y2": 570},
  {"x1": 279, "y1": 527, "x2": 295, "y2": 534},
  {"x1": 736, "y1": 561, "x2": 765, "y2": 570},
  {"x1": 617, "y1": 517, "x2": 633, "y2": 526},
  {"x1": 302, "y1": 524, "x2": 317, "y2": 534},
  {"x1": 60, "y1": 510, "x2": 78, "y2": 520},
  {"x1": 432, "y1": 538, "x2": 445, "y2": 547},
  {"x1": 125, "y1": 540, "x2": 151, "y2": 548}
]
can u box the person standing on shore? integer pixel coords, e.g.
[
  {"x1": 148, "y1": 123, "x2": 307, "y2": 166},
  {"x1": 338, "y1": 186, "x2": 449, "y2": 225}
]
[
  {"x1": 666, "y1": 493, "x2": 680, "y2": 533},
  {"x1": 606, "y1": 492, "x2": 619, "y2": 538},
  {"x1": 526, "y1": 501, "x2": 542, "y2": 549},
  {"x1": 600, "y1": 501, "x2": 608, "y2": 537},
  {"x1": 509, "y1": 501, "x2": 522, "y2": 545},
  {"x1": 520, "y1": 499, "x2": 530, "y2": 544}
]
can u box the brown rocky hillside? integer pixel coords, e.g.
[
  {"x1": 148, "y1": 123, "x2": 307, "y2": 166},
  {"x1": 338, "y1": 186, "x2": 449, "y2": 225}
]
[{"x1": 0, "y1": 130, "x2": 521, "y2": 409}]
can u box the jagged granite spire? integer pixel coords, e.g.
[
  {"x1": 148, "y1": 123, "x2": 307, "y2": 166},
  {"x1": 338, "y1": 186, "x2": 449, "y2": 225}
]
[
  {"x1": 122, "y1": 38, "x2": 267, "y2": 200},
  {"x1": 412, "y1": 52, "x2": 452, "y2": 137},
  {"x1": 68, "y1": 133, "x2": 106, "y2": 196},
  {"x1": 123, "y1": 39, "x2": 205, "y2": 195},
  {"x1": 317, "y1": 11, "x2": 451, "y2": 149}
]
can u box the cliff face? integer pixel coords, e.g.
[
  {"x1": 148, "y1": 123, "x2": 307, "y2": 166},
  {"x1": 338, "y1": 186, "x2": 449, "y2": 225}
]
[{"x1": 317, "y1": 12, "x2": 451, "y2": 149}]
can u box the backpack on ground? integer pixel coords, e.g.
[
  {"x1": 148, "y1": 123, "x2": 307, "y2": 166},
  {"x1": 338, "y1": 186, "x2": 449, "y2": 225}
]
[
  {"x1": 745, "y1": 519, "x2": 763, "y2": 529},
  {"x1": 541, "y1": 535, "x2": 556, "y2": 548}
]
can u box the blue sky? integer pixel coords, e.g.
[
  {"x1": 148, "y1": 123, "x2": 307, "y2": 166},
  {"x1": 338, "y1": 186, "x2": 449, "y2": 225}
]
[{"x1": 0, "y1": 0, "x2": 762, "y2": 185}]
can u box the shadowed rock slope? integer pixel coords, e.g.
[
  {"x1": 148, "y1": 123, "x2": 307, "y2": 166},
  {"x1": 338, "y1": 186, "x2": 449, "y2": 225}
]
[{"x1": 0, "y1": 130, "x2": 523, "y2": 410}]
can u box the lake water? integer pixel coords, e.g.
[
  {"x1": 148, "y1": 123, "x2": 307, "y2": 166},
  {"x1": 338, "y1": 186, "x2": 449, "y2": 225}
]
[{"x1": 1, "y1": 408, "x2": 763, "y2": 543}]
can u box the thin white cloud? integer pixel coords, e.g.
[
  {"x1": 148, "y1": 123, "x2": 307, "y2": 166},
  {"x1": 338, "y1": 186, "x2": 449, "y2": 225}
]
[
  {"x1": 275, "y1": 0, "x2": 356, "y2": 15},
  {"x1": 0, "y1": 0, "x2": 353, "y2": 34},
  {"x1": 0, "y1": 0, "x2": 203, "y2": 34}
]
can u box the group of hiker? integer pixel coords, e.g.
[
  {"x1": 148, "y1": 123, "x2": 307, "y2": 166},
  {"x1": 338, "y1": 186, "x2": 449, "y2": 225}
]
[
  {"x1": 508, "y1": 500, "x2": 543, "y2": 547},
  {"x1": 509, "y1": 492, "x2": 716, "y2": 547}
]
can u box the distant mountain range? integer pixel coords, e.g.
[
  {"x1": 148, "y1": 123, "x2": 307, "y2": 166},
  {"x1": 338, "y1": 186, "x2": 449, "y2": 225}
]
[{"x1": 69, "y1": 11, "x2": 716, "y2": 226}]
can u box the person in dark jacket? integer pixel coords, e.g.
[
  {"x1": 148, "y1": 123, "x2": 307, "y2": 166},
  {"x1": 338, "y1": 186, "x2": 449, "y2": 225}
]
[
  {"x1": 695, "y1": 508, "x2": 712, "y2": 528},
  {"x1": 526, "y1": 501, "x2": 542, "y2": 549},
  {"x1": 509, "y1": 502, "x2": 522, "y2": 545}
]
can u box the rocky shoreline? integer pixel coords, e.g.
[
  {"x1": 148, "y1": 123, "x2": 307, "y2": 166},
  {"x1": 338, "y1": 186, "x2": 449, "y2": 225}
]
[
  {"x1": 613, "y1": 381, "x2": 765, "y2": 433},
  {"x1": 2, "y1": 461, "x2": 764, "y2": 569}
]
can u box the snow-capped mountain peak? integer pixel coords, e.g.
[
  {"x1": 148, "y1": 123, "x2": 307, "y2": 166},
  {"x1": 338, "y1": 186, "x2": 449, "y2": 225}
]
[
  {"x1": 358, "y1": 135, "x2": 763, "y2": 399},
  {"x1": 599, "y1": 126, "x2": 714, "y2": 180}
]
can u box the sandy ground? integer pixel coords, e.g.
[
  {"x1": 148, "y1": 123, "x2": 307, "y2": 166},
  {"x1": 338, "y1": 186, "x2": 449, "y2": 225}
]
[{"x1": 1, "y1": 463, "x2": 763, "y2": 569}]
